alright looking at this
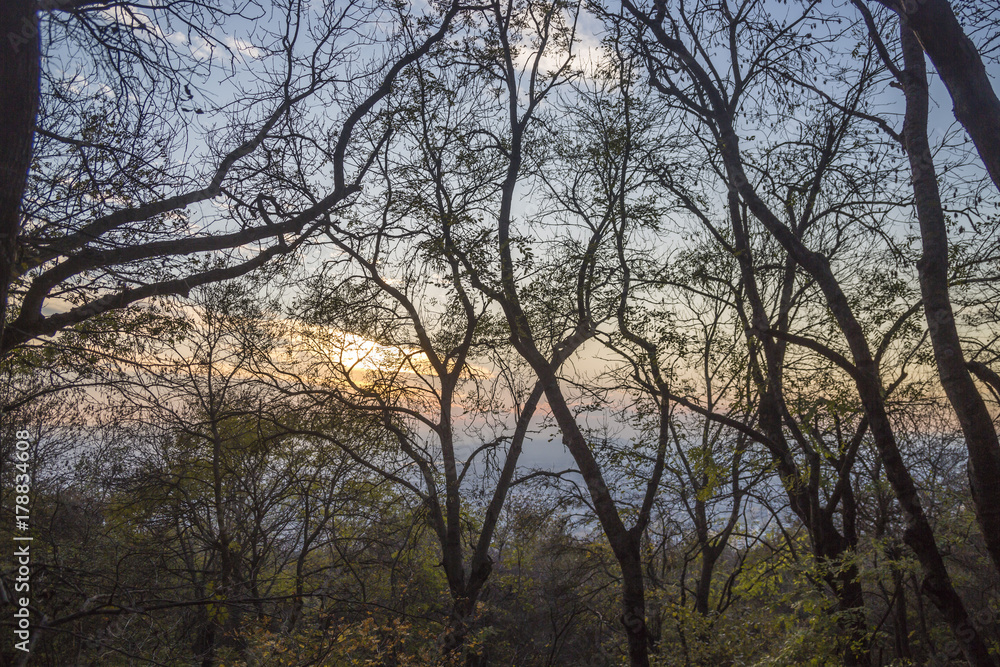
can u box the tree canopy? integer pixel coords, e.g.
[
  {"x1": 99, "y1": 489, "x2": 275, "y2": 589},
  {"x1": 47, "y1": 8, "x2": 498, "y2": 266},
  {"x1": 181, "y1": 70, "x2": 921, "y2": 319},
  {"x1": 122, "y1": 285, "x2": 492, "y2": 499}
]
[{"x1": 2, "y1": 0, "x2": 1000, "y2": 665}]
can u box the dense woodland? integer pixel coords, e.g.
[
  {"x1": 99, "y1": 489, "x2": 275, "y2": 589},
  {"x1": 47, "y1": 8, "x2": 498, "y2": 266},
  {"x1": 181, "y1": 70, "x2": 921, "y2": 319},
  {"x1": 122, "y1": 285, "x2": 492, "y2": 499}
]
[{"x1": 2, "y1": 0, "x2": 1000, "y2": 665}]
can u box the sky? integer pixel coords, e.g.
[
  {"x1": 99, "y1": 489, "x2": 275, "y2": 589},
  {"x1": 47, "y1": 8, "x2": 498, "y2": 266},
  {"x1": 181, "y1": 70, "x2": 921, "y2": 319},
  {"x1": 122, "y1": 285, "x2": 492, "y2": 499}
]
[{"x1": 29, "y1": 0, "x2": 1000, "y2": 500}]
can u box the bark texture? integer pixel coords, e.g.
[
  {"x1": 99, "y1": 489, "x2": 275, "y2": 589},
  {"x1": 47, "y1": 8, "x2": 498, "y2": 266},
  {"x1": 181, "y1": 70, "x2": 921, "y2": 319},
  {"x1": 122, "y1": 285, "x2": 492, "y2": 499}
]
[
  {"x1": 0, "y1": 1, "x2": 40, "y2": 343},
  {"x1": 875, "y1": 0, "x2": 1000, "y2": 194},
  {"x1": 899, "y1": 20, "x2": 1000, "y2": 575}
]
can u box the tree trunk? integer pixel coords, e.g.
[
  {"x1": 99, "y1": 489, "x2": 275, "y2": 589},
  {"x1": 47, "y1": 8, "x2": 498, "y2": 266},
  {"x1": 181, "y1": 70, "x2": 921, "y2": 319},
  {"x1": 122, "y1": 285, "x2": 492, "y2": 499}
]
[
  {"x1": 0, "y1": 2, "x2": 40, "y2": 346},
  {"x1": 531, "y1": 372, "x2": 650, "y2": 667},
  {"x1": 875, "y1": 0, "x2": 1000, "y2": 194},
  {"x1": 828, "y1": 559, "x2": 868, "y2": 666},
  {"x1": 709, "y1": 118, "x2": 997, "y2": 665},
  {"x1": 728, "y1": 195, "x2": 870, "y2": 665},
  {"x1": 441, "y1": 383, "x2": 544, "y2": 659},
  {"x1": 898, "y1": 19, "x2": 1000, "y2": 576},
  {"x1": 892, "y1": 554, "x2": 913, "y2": 662},
  {"x1": 621, "y1": 550, "x2": 651, "y2": 667},
  {"x1": 693, "y1": 544, "x2": 715, "y2": 617}
]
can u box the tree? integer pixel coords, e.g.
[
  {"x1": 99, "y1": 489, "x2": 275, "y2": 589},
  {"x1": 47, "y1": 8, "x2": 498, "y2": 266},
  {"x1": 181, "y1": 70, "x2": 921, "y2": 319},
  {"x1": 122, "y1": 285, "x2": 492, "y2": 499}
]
[
  {"x1": 6, "y1": 0, "x2": 1000, "y2": 664},
  {"x1": 615, "y1": 0, "x2": 997, "y2": 663},
  {"x1": 267, "y1": 155, "x2": 548, "y2": 656},
  {"x1": 0, "y1": 0, "x2": 40, "y2": 350},
  {"x1": 446, "y1": 9, "x2": 672, "y2": 662},
  {"x1": 0, "y1": 280, "x2": 427, "y2": 665},
  {"x1": 1, "y1": 0, "x2": 461, "y2": 361},
  {"x1": 865, "y1": 0, "x2": 1000, "y2": 194},
  {"x1": 848, "y1": 1, "x2": 1000, "y2": 577}
]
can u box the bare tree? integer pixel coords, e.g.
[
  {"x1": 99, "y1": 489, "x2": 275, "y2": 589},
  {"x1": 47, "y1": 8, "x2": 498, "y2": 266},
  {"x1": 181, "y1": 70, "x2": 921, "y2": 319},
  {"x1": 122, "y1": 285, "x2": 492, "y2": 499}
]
[
  {"x1": 847, "y1": 1, "x2": 1000, "y2": 577},
  {"x1": 266, "y1": 154, "x2": 548, "y2": 655},
  {"x1": 433, "y1": 7, "x2": 677, "y2": 662},
  {"x1": 864, "y1": 0, "x2": 1000, "y2": 194},
  {"x1": 2, "y1": 0, "x2": 461, "y2": 361},
  {"x1": 615, "y1": 0, "x2": 997, "y2": 663}
]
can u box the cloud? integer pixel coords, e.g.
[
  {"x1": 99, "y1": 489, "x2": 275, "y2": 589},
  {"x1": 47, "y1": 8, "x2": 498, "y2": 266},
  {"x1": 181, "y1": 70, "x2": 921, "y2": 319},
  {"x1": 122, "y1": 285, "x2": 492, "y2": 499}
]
[
  {"x1": 61, "y1": 70, "x2": 115, "y2": 98},
  {"x1": 187, "y1": 34, "x2": 261, "y2": 63},
  {"x1": 189, "y1": 34, "x2": 216, "y2": 61},
  {"x1": 223, "y1": 36, "x2": 262, "y2": 60},
  {"x1": 97, "y1": 9, "x2": 259, "y2": 64},
  {"x1": 511, "y1": 31, "x2": 607, "y2": 82},
  {"x1": 166, "y1": 31, "x2": 188, "y2": 47},
  {"x1": 98, "y1": 7, "x2": 165, "y2": 41}
]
